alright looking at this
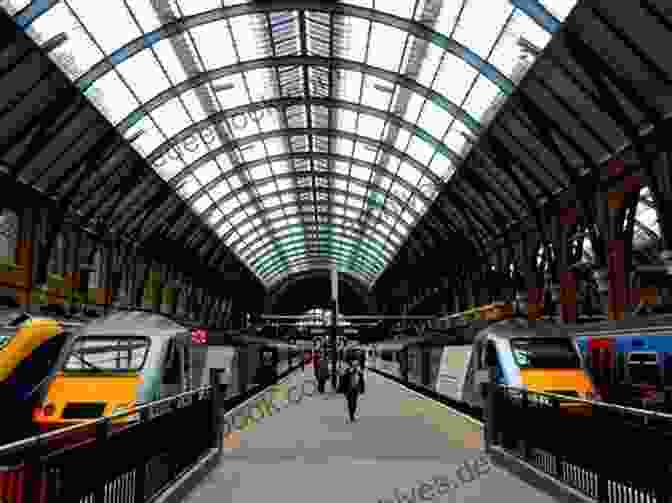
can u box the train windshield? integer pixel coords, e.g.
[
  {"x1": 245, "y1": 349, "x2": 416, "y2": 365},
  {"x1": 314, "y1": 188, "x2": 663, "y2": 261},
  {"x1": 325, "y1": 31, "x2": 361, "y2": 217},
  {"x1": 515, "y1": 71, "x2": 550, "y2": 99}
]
[
  {"x1": 510, "y1": 338, "x2": 581, "y2": 369},
  {"x1": 63, "y1": 336, "x2": 150, "y2": 373}
]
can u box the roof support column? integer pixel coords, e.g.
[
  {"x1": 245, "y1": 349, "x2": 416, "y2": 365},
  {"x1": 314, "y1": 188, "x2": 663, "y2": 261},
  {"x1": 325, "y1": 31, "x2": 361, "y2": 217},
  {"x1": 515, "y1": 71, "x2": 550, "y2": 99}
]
[
  {"x1": 552, "y1": 205, "x2": 578, "y2": 323},
  {"x1": 590, "y1": 161, "x2": 641, "y2": 320},
  {"x1": 175, "y1": 274, "x2": 188, "y2": 318},
  {"x1": 62, "y1": 227, "x2": 83, "y2": 314},
  {"x1": 131, "y1": 253, "x2": 148, "y2": 310},
  {"x1": 648, "y1": 129, "x2": 672, "y2": 251},
  {"x1": 521, "y1": 232, "x2": 544, "y2": 320},
  {"x1": 15, "y1": 204, "x2": 37, "y2": 310},
  {"x1": 141, "y1": 263, "x2": 162, "y2": 313},
  {"x1": 99, "y1": 242, "x2": 116, "y2": 314},
  {"x1": 474, "y1": 263, "x2": 491, "y2": 307},
  {"x1": 160, "y1": 266, "x2": 178, "y2": 316},
  {"x1": 496, "y1": 246, "x2": 515, "y2": 304}
]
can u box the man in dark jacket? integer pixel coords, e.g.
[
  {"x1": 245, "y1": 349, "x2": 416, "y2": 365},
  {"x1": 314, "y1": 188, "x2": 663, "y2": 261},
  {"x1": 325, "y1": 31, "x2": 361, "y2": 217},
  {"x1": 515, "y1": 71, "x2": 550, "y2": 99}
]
[
  {"x1": 315, "y1": 351, "x2": 329, "y2": 394},
  {"x1": 340, "y1": 359, "x2": 364, "y2": 423}
]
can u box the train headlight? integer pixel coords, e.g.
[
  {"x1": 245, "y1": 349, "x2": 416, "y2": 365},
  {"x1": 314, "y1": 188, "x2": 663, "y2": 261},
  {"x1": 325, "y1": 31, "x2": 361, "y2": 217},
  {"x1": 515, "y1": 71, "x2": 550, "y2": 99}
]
[
  {"x1": 112, "y1": 403, "x2": 134, "y2": 415},
  {"x1": 585, "y1": 391, "x2": 602, "y2": 402},
  {"x1": 0, "y1": 331, "x2": 14, "y2": 349}
]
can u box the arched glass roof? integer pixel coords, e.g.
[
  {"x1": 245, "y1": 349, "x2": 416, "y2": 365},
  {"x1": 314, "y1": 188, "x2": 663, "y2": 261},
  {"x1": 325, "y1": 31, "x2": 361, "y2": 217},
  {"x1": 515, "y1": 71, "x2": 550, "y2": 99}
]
[{"x1": 5, "y1": 0, "x2": 580, "y2": 289}]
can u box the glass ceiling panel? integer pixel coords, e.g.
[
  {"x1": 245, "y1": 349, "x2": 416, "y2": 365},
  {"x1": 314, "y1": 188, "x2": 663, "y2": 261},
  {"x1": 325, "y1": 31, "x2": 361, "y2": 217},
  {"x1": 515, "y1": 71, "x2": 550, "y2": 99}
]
[
  {"x1": 259, "y1": 253, "x2": 380, "y2": 278},
  {"x1": 9, "y1": 0, "x2": 578, "y2": 288}
]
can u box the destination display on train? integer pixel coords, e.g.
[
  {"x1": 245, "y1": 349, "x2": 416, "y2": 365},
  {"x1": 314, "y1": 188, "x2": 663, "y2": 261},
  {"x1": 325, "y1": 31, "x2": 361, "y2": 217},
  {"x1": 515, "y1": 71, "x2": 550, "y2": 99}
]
[{"x1": 191, "y1": 329, "x2": 208, "y2": 344}]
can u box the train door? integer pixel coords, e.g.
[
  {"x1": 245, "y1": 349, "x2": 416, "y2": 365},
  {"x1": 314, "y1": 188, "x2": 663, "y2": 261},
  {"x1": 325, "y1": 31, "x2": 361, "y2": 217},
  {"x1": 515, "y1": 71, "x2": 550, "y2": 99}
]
[
  {"x1": 464, "y1": 339, "x2": 496, "y2": 408},
  {"x1": 627, "y1": 351, "x2": 660, "y2": 402},
  {"x1": 182, "y1": 337, "x2": 192, "y2": 392},
  {"x1": 160, "y1": 338, "x2": 182, "y2": 398},
  {"x1": 421, "y1": 344, "x2": 431, "y2": 389},
  {"x1": 407, "y1": 346, "x2": 420, "y2": 385},
  {"x1": 586, "y1": 337, "x2": 614, "y2": 398},
  {"x1": 6, "y1": 329, "x2": 72, "y2": 402},
  {"x1": 399, "y1": 348, "x2": 409, "y2": 381}
]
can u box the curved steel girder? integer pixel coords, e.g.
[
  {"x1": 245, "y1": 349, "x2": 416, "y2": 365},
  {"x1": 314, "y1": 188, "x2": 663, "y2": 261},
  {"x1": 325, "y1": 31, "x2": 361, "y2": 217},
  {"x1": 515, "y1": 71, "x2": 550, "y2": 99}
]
[
  {"x1": 136, "y1": 177, "x2": 418, "y2": 252},
  {"x1": 145, "y1": 95, "x2": 456, "y2": 178},
  {"x1": 434, "y1": 182, "x2": 492, "y2": 238},
  {"x1": 232, "y1": 205, "x2": 432, "y2": 267},
  {"x1": 210, "y1": 178, "x2": 421, "y2": 246},
  {"x1": 255, "y1": 240, "x2": 386, "y2": 274},
  {"x1": 263, "y1": 257, "x2": 376, "y2": 286},
  {"x1": 249, "y1": 234, "x2": 391, "y2": 273},
  {"x1": 207, "y1": 175, "x2": 426, "y2": 238},
  {"x1": 455, "y1": 168, "x2": 519, "y2": 225},
  {"x1": 258, "y1": 249, "x2": 382, "y2": 280},
  {"x1": 137, "y1": 95, "x2": 463, "y2": 169},
  {"x1": 168, "y1": 128, "x2": 441, "y2": 218},
  {"x1": 450, "y1": 177, "x2": 508, "y2": 230},
  {"x1": 242, "y1": 225, "x2": 396, "y2": 266},
  {"x1": 184, "y1": 151, "x2": 434, "y2": 219},
  {"x1": 159, "y1": 124, "x2": 441, "y2": 200},
  {"x1": 69, "y1": 3, "x2": 514, "y2": 96},
  {"x1": 262, "y1": 255, "x2": 376, "y2": 283}
]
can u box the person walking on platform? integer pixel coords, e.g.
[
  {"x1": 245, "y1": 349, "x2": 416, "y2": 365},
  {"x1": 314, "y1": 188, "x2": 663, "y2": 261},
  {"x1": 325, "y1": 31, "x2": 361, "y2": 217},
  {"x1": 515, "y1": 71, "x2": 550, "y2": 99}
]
[
  {"x1": 339, "y1": 359, "x2": 364, "y2": 423},
  {"x1": 316, "y1": 351, "x2": 329, "y2": 394}
]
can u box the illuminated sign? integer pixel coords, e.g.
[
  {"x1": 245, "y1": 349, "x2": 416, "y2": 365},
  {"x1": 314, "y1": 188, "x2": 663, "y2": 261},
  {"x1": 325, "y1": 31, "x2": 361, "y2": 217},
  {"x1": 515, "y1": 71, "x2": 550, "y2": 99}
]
[{"x1": 191, "y1": 329, "x2": 208, "y2": 344}]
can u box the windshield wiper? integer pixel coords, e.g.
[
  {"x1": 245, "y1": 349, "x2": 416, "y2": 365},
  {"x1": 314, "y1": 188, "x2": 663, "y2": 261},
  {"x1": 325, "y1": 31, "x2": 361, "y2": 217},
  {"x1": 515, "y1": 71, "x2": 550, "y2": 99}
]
[{"x1": 70, "y1": 352, "x2": 105, "y2": 372}]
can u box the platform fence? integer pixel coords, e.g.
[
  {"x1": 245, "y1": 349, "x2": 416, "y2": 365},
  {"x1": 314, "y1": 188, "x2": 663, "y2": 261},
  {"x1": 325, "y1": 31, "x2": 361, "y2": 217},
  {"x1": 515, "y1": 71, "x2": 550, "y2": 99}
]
[{"x1": 492, "y1": 385, "x2": 672, "y2": 503}]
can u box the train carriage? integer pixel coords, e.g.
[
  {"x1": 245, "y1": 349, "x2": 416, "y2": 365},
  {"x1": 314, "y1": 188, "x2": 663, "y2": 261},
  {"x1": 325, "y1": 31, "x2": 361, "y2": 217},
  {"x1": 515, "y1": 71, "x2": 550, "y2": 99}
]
[
  {"x1": 372, "y1": 303, "x2": 597, "y2": 411},
  {"x1": 31, "y1": 311, "x2": 300, "y2": 429},
  {"x1": 33, "y1": 311, "x2": 203, "y2": 428},
  {"x1": 569, "y1": 314, "x2": 672, "y2": 407}
]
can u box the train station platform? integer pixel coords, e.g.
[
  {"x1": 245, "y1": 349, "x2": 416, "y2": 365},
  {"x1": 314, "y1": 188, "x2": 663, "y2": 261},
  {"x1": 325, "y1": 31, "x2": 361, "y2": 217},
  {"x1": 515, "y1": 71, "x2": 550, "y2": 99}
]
[{"x1": 178, "y1": 367, "x2": 569, "y2": 503}]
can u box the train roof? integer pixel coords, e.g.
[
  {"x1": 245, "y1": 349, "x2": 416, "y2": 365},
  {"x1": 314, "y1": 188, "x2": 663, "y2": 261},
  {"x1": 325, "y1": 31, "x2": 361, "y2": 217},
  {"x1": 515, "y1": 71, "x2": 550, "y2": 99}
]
[
  {"x1": 0, "y1": 310, "x2": 87, "y2": 330},
  {"x1": 478, "y1": 318, "x2": 570, "y2": 340},
  {"x1": 82, "y1": 310, "x2": 187, "y2": 336},
  {"x1": 567, "y1": 313, "x2": 672, "y2": 336}
]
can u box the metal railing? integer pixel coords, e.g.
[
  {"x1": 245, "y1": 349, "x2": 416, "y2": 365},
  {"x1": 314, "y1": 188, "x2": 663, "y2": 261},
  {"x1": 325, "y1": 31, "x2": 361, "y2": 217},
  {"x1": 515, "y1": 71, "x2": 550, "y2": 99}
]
[
  {"x1": 490, "y1": 384, "x2": 672, "y2": 503},
  {"x1": 0, "y1": 360, "x2": 305, "y2": 503},
  {"x1": 0, "y1": 382, "x2": 219, "y2": 503}
]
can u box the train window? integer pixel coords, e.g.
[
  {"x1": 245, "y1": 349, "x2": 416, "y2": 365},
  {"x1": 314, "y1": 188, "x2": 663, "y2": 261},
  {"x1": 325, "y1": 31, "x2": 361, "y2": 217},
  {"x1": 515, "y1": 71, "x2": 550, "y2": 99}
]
[
  {"x1": 627, "y1": 352, "x2": 660, "y2": 386},
  {"x1": 510, "y1": 338, "x2": 581, "y2": 369},
  {"x1": 616, "y1": 352, "x2": 626, "y2": 382},
  {"x1": 0, "y1": 312, "x2": 30, "y2": 327},
  {"x1": 5, "y1": 332, "x2": 69, "y2": 398},
  {"x1": 63, "y1": 336, "x2": 150, "y2": 372},
  {"x1": 476, "y1": 341, "x2": 485, "y2": 369},
  {"x1": 0, "y1": 327, "x2": 15, "y2": 349},
  {"x1": 664, "y1": 354, "x2": 672, "y2": 386},
  {"x1": 183, "y1": 342, "x2": 192, "y2": 384}
]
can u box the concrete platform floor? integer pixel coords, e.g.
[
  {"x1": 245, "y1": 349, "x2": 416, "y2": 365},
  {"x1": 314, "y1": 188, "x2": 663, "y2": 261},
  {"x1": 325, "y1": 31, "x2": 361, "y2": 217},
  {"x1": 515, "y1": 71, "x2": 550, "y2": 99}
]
[{"x1": 182, "y1": 368, "x2": 567, "y2": 503}]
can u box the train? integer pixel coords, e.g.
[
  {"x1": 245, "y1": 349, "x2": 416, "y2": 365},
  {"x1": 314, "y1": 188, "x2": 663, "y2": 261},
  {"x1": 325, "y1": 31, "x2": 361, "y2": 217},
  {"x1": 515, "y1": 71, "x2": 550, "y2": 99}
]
[
  {"x1": 0, "y1": 309, "x2": 87, "y2": 441},
  {"x1": 569, "y1": 314, "x2": 672, "y2": 408},
  {"x1": 28, "y1": 311, "x2": 300, "y2": 429},
  {"x1": 369, "y1": 303, "x2": 598, "y2": 411}
]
